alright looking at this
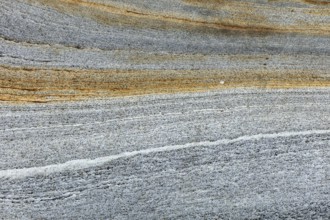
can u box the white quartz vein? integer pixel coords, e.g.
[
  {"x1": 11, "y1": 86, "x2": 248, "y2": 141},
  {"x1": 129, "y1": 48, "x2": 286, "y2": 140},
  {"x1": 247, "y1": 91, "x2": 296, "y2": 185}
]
[{"x1": 1, "y1": 129, "x2": 329, "y2": 179}]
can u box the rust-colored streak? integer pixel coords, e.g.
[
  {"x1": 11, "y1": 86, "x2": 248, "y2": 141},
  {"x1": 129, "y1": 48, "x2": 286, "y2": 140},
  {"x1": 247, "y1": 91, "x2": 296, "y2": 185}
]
[
  {"x1": 27, "y1": 0, "x2": 330, "y2": 36},
  {"x1": 1, "y1": 65, "x2": 329, "y2": 103},
  {"x1": 184, "y1": 0, "x2": 226, "y2": 4},
  {"x1": 304, "y1": 0, "x2": 330, "y2": 5},
  {"x1": 27, "y1": 0, "x2": 276, "y2": 35},
  {"x1": 186, "y1": 0, "x2": 330, "y2": 6}
]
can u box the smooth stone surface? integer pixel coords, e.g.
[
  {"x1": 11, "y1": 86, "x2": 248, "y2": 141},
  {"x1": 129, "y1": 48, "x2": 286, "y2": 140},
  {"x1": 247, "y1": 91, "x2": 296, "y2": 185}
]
[
  {"x1": 1, "y1": 89, "x2": 330, "y2": 219},
  {"x1": 1, "y1": 0, "x2": 330, "y2": 219},
  {"x1": 0, "y1": 0, "x2": 329, "y2": 102}
]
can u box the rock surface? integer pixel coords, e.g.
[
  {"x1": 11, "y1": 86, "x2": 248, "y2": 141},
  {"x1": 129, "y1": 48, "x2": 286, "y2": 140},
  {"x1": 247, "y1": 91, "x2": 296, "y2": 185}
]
[{"x1": 0, "y1": 0, "x2": 330, "y2": 219}]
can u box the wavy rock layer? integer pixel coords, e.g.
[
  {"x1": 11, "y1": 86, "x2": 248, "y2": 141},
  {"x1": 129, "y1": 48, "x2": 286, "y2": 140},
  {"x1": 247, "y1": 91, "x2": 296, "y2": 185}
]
[
  {"x1": 1, "y1": 89, "x2": 330, "y2": 219},
  {"x1": 0, "y1": 0, "x2": 330, "y2": 219},
  {"x1": 0, "y1": 0, "x2": 329, "y2": 102}
]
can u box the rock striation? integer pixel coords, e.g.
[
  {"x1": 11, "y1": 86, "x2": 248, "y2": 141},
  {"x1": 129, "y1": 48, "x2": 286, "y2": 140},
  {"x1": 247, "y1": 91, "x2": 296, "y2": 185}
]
[{"x1": 0, "y1": 0, "x2": 329, "y2": 219}]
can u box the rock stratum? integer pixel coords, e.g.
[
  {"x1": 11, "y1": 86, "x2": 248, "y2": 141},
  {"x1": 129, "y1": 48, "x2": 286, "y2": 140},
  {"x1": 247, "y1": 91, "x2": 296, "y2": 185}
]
[{"x1": 0, "y1": 0, "x2": 330, "y2": 219}]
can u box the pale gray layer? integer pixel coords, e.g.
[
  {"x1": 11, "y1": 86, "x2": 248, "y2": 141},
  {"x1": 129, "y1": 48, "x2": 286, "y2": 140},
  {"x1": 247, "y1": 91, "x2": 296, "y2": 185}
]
[
  {"x1": 1, "y1": 0, "x2": 329, "y2": 70},
  {"x1": 1, "y1": 89, "x2": 330, "y2": 219},
  {"x1": 1, "y1": 0, "x2": 330, "y2": 219}
]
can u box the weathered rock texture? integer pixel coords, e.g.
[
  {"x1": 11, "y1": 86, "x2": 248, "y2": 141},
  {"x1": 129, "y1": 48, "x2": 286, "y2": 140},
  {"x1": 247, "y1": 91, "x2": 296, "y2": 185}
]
[
  {"x1": 1, "y1": 0, "x2": 330, "y2": 102},
  {"x1": 0, "y1": 0, "x2": 329, "y2": 219}
]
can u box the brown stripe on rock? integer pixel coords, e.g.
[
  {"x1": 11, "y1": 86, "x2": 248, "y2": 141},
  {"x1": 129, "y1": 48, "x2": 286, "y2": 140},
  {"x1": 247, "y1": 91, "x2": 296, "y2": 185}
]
[
  {"x1": 304, "y1": 0, "x2": 330, "y2": 5},
  {"x1": 26, "y1": 0, "x2": 330, "y2": 36},
  {"x1": 1, "y1": 65, "x2": 329, "y2": 103}
]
